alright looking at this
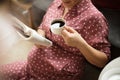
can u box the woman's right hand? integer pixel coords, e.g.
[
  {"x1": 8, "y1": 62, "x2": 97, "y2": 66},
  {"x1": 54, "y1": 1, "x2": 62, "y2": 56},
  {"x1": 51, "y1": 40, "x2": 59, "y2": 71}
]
[{"x1": 35, "y1": 29, "x2": 46, "y2": 48}]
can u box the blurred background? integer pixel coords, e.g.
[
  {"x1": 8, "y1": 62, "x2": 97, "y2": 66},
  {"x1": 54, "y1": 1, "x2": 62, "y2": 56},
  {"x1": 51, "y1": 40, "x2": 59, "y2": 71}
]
[{"x1": 0, "y1": 0, "x2": 119, "y2": 80}]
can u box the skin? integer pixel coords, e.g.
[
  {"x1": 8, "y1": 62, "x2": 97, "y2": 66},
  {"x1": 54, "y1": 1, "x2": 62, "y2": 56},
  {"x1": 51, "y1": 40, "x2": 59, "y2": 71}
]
[
  {"x1": 61, "y1": 27, "x2": 108, "y2": 68},
  {"x1": 37, "y1": 0, "x2": 108, "y2": 68},
  {"x1": 36, "y1": 29, "x2": 45, "y2": 48},
  {"x1": 61, "y1": 0, "x2": 82, "y2": 9}
]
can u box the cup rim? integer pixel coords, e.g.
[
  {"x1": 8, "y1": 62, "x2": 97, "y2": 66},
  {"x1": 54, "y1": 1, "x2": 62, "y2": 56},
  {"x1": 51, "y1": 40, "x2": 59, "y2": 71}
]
[{"x1": 51, "y1": 18, "x2": 66, "y2": 25}]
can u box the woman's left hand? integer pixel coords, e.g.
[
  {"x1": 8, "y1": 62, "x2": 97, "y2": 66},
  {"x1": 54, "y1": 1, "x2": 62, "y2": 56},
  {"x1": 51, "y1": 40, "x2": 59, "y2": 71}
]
[{"x1": 61, "y1": 26, "x2": 87, "y2": 48}]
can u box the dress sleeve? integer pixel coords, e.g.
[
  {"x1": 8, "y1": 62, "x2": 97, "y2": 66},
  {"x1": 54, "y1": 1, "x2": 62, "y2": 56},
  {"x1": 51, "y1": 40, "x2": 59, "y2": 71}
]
[{"x1": 80, "y1": 13, "x2": 111, "y2": 59}]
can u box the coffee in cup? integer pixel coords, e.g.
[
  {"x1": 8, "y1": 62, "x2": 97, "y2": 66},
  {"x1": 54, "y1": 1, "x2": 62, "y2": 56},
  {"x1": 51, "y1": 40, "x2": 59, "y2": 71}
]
[{"x1": 50, "y1": 19, "x2": 65, "y2": 35}]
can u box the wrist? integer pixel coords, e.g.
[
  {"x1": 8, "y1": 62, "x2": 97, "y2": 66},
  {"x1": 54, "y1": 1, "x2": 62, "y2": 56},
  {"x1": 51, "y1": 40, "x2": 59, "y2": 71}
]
[{"x1": 76, "y1": 39, "x2": 88, "y2": 50}]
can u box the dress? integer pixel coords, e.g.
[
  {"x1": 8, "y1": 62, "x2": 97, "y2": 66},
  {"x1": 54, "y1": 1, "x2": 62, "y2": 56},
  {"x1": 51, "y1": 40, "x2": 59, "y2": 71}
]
[{"x1": 0, "y1": 0, "x2": 110, "y2": 80}]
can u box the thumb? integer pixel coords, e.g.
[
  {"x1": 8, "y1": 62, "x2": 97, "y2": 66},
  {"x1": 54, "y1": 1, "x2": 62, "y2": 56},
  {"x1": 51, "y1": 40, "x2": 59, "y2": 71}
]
[{"x1": 61, "y1": 29, "x2": 70, "y2": 37}]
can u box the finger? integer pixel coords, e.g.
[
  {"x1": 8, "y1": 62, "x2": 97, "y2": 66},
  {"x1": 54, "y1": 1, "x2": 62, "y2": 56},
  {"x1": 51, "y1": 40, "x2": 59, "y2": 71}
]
[
  {"x1": 61, "y1": 35, "x2": 68, "y2": 45},
  {"x1": 61, "y1": 29, "x2": 70, "y2": 37},
  {"x1": 37, "y1": 29, "x2": 45, "y2": 37},
  {"x1": 64, "y1": 26, "x2": 76, "y2": 33},
  {"x1": 35, "y1": 44, "x2": 46, "y2": 48}
]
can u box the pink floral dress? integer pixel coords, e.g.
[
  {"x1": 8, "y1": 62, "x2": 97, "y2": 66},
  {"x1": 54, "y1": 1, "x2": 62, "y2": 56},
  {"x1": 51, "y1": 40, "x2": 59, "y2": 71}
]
[{"x1": 0, "y1": 0, "x2": 110, "y2": 80}]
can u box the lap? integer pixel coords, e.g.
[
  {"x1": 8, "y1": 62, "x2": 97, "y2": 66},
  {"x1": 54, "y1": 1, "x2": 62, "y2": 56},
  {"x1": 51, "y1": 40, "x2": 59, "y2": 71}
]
[
  {"x1": 0, "y1": 45, "x2": 85, "y2": 80},
  {"x1": 27, "y1": 46, "x2": 84, "y2": 80},
  {"x1": 0, "y1": 61, "x2": 27, "y2": 80}
]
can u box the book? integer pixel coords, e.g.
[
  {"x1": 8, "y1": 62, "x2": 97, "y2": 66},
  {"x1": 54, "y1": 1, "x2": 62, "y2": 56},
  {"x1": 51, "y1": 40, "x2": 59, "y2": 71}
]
[{"x1": 10, "y1": 14, "x2": 52, "y2": 47}]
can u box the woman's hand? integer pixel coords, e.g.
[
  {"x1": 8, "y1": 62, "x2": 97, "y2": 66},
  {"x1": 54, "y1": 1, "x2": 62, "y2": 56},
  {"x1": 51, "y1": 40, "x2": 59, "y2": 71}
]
[
  {"x1": 35, "y1": 29, "x2": 46, "y2": 48},
  {"x1": 37, "y1": 29, "x2": 45, "y2": 37},
  {"x1": 61, "y1": 26, "x2": 87, "y2": 48},
  {"x1": 62, "y1": 26, "x2": 108, "y2": 68}
]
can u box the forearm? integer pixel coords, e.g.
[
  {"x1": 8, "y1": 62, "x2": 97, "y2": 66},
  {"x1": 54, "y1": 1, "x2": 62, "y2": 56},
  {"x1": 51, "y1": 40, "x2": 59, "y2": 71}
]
[
  {"x1": 61, "y1": 26, "x2": 109, "y2": 68},
  {"x1": 77, "y1": 41, "x2": 108, "y2": 68}
]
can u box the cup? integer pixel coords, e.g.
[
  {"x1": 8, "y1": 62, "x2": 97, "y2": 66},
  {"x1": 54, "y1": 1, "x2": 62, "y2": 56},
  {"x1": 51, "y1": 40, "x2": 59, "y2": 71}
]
[{"x1": 50, "y1": 19, "x2": 65, "y2": 35}]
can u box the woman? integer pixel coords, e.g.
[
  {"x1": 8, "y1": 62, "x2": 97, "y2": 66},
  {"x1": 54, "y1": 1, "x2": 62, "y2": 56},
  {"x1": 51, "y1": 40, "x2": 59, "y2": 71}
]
[{"x1": 0, "y1": 0, "x2": 110, "y2": 80}]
